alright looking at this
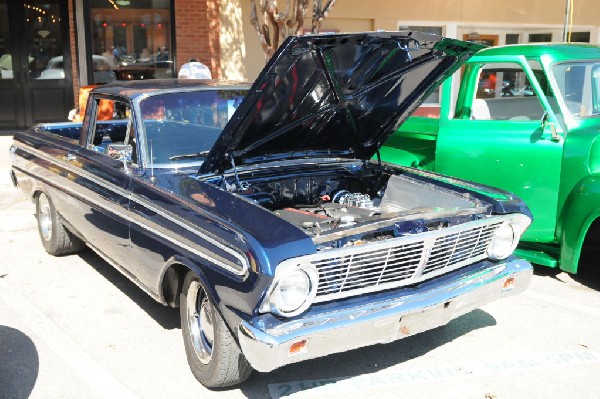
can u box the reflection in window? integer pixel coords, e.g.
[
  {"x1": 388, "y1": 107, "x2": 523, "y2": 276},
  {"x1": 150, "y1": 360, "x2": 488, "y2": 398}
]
[
  {"x1": 89, "y1": 0, "x2": 174, "y2": 83},
  {"x1": 553, "y1": 62, "x2": 600, "y2": 117},
  {"x1": 26, "y1": 1, "x2": 64, "y2": 80},
  {"x1": 140, "y1": 90, "x2": 247, "y2": 166},
  {"x1": 88, "y1": 98, "x2": 136, "y2": 162},
  {"x1": 0, "y1": 0, "x2": 11, "y2": 80},
  {"x1": 461, "y1": 62, "x2": 545, "y2": 121}
]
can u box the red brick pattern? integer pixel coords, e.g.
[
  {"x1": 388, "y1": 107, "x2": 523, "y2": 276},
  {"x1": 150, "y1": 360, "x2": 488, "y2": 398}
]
[
  {"x1": 174, "y1": 0, "x2": 222, "y2": 78},
  {"x1": 68, "y1": 0, "x2": 79, "y2": 108}
]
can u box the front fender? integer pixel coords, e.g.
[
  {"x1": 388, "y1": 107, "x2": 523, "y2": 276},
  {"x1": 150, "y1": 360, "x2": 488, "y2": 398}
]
[{"x1": 558, "y1": 175, "x2": 600, "y2": 273}]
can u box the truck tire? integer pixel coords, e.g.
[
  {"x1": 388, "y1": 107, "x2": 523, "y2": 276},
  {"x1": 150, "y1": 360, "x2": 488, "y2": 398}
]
[
  {"x1": 36, "y1": 192, "x2": 85, "y2": 256},
  {"x1": 180, "y1": 271, "x2": 253, "y2": 388}
]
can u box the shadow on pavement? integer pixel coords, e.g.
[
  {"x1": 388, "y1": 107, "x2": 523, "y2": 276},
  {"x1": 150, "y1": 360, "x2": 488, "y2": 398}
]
[
  {"x1": 74, "y1": 244, "x2": 498, "y2": 398},
  {"x1": 572, "y1": 247, "x2": 600, "y2": 291},
  {"x1": 0, "y1": 325, "x2": 39, "y2": 399},
  {"x1": 239, "y1": 309, "x2": 496, "y2": 398},
  {"x1": 532, "y1": 264, "x2": 562, "y2": 279},
  {"x1": 77, "y1": 249, "x2": 180, "y2": 330}
]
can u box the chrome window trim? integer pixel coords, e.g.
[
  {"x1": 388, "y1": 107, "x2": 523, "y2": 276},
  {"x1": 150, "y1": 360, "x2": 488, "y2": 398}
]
[{"x1": 131, "y1": 86, "x2": 251, "y2": 169}]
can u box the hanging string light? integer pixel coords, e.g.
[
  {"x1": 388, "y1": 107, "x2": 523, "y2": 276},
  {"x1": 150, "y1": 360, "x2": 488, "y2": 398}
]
[
  {"x1": 106, "y1": 0, "x2": 120, "y2": 10},
  {"x1": 24, "y1": 3, "x2": 59, "y2": 23}
]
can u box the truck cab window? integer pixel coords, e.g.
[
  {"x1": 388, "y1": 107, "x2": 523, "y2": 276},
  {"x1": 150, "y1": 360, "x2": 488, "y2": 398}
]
[
  {"x1": 467, "y1": 62, "x2": 545, "y2": 121},
  {"x1": 552, "y1": 62, "x2": 600, "y2": 117},
  {"x1": 87, "y1": 98, "x2": 134, "y2": 162}
]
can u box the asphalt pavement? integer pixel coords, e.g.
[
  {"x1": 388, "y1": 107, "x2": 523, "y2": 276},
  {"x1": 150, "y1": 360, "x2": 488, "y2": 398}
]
[{"x1": 2, "y1": 134, "x2": 600, "y2": 399}]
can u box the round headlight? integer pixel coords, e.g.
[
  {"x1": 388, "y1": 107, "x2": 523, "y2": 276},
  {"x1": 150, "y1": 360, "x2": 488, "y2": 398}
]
[
  {"x1": 488, "y1": 221, "x2": 519, "y2": 260},
  {"x1": 272, "y1": 269, "x2": 312, "y2": 313},
  {"x1": 261, "y1": 263, "x2": 319, "y2": 317}
]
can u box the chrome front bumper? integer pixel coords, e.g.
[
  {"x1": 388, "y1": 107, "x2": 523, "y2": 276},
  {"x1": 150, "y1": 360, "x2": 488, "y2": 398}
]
[{"x1": 238, "y1": 258, "x2": 532, "y2": 372}]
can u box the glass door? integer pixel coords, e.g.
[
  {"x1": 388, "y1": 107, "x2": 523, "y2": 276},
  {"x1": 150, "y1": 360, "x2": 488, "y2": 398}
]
[{"x1": 0, "y1": 0, "x2": 73, "y2": 128}]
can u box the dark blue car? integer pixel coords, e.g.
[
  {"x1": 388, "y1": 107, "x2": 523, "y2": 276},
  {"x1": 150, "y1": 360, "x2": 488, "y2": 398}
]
[{"x1": 10, "y1": 31, "x2": 533, "y2": 388}]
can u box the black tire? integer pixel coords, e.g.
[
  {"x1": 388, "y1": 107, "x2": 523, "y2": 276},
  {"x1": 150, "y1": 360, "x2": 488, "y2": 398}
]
[
  {"x1": 180, "y1": 272, "x2": 253, "y2": 388},
  {"x1": 35, "y1": 192, "x2": 86, "y2": 256}
]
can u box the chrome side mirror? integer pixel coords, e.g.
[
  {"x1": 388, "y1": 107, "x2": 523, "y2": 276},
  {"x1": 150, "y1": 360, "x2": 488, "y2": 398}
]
[
  {"x1": 541, "y1": 112, "x2": 562, "y2": 142},
  {"x1": 107, "y1": 143, "x2": 133, "y2": 172}
]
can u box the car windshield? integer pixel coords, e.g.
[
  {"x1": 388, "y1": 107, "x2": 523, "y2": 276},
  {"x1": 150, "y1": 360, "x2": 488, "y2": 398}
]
[
  {"x1": 552, "y1": 61, "x2": 600, "y2": 118},
  {"x1": 139, "y1": 89, "x2": 247, "y2": 166}
]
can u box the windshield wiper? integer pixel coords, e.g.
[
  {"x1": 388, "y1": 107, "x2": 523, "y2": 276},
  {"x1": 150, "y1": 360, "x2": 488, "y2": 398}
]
[{"x1": 169, "y1": 151, "x2": 210, "y2": 161}]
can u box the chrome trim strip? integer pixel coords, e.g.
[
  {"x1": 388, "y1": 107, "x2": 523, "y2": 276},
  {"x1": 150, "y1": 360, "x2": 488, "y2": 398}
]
[
  {"x1": 14, "y1": 143, "x2": 249, "y2": 276},
  {"x1": 128, "y1": 189, "x2": 249, "y2": 275}
]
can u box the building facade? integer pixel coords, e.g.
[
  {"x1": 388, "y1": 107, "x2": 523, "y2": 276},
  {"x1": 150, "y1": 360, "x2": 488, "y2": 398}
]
[
  {"x1": 0, "y1": 0, "x2": 221, "y2": 128},
  {"x1": 1, "y1": 0, "x2": 600, "y2": 128}
]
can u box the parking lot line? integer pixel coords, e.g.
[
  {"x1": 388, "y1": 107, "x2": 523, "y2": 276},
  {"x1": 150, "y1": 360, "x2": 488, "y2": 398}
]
[
  {"x1": 0, "y1": 279, "x2": 139, "y2": 399},
  {"x1": 524, "y1": 290, "x2": 600, "y2": 317}
]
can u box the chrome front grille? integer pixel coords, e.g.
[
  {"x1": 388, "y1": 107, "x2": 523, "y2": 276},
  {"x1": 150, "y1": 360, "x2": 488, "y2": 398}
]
[{"x1": 310, "y1": 217, "x2": 504, "y2": 303}]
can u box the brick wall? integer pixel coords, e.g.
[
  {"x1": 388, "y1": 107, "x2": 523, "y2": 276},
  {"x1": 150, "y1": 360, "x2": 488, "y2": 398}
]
[{"x1": 174, "y1": 0, "x2": 222, "y2": 78}]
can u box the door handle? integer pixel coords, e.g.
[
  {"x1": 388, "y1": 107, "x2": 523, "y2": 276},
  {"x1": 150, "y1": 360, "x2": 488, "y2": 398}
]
[{"x1": 64, "y1": 152, "x2": 77, "y2": 162}]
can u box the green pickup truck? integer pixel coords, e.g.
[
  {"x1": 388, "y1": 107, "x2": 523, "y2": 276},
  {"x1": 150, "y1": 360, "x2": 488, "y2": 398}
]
[{"x1": 381, "y1": 43, "x2": 600, "y2": 273}]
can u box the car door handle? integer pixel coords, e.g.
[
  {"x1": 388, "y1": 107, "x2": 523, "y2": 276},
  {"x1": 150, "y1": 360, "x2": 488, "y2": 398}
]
[{"x1": 64, "y1": 152, "x2": 77, "y2": 162}]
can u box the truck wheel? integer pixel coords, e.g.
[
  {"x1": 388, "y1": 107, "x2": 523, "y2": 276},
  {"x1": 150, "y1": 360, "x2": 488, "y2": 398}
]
[
  {"x1": 180, "y1": 272, "x2": 253, "y2": 388},
  {"x1": 36, "y1": 193, "x2": 85, "y2": 256}
]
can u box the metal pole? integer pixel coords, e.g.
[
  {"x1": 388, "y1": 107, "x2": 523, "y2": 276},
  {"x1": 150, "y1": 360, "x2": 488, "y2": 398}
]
[{"x1": 563, "y1": 0, "x2": 572, "y2": 42}]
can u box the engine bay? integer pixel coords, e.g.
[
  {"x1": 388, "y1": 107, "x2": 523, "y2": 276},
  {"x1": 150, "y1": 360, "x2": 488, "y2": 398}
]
[{"x1": 205, "y1": 161, "x2": 488, "y2": 242}]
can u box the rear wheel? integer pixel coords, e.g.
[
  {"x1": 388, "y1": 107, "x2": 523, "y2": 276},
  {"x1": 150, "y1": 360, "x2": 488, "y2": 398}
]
[
  {"x1": 36, "y1": 192, "x2": 85, "y2": 256},
  {"x1": 180, "y1": 272, "x2": 253, "y2": 388}
]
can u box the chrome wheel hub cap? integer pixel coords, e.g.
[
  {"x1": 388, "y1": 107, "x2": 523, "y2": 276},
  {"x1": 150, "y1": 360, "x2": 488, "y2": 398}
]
[
  {"x1": 38, "y1": 194, "x2": 53, "y2": 241},
  {"x1": 187, "y1": 281, "x2": 214, "y2": 364}
]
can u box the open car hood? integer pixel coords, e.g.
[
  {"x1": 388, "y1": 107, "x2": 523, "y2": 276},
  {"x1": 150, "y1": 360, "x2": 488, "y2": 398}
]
[{"x1": 199, "y1": 31, "x2": 483, "y2": 174}]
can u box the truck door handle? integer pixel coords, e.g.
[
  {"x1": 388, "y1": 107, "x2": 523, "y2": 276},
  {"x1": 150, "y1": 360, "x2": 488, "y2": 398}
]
[{"x1": 64, "y1": 152, "x2": 77, "y2": 162}]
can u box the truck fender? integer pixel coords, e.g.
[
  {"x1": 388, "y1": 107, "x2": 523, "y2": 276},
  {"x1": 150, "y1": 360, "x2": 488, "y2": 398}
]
[{"x1": 558, "y1": 175, "x2": 600, "y2": 273}]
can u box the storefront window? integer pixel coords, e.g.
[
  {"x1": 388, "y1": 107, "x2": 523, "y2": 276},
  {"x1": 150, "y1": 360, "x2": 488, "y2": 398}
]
[
  {"x1": 0, "y1": 1, "x2": 11, "y2": 80},
  {"x1": 506, "y1": 34, "x2": 519, "y2": 45},
  {"x1": 528, "y1": 33, "x2": 552, "y2": 42},
  {"x1": 88, "y1": 0, "x2": 173, "y2": 83},
  {"x1": 26, "y1": 1, "x2": 65, "y2": 80},
  {"x1": 569, "y1": 32, "x2": 590, "y2": 43}
]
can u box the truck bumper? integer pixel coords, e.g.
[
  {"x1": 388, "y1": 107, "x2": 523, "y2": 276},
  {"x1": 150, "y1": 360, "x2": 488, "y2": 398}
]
[{"x1": 238, "y1": 258, "x2": 532, "y2": 372}]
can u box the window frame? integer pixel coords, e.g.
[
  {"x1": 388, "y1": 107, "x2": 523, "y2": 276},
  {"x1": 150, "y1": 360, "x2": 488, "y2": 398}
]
[{"x1": 82, "y1": 0, "x2": 177, "y2": 85}]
